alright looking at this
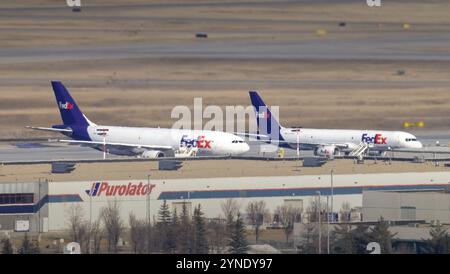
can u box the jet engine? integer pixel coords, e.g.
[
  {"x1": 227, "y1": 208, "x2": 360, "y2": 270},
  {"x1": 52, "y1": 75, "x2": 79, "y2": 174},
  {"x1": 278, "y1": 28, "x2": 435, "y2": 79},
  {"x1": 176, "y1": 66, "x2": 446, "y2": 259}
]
[
  {"x1": 314, "y1": 145, "x2": 339, "y2": 157},
  {"x1": 141, "y1": 150, "x2": 165, "y2": 158}
]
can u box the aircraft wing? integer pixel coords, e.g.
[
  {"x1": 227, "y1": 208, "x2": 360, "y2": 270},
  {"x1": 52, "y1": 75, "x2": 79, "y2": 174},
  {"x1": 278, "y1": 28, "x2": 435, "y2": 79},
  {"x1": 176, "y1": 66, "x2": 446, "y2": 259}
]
[
  {"x1": 245, "y1": 139, "x2": 291, "y2": 144},
  {"x1": 234, "y1": 132, "x2": 269, "y2": 138},
  {"x1": 287, "y1": 141, "x2": 350, "y2": 148},
  {"x1": 26, "y1": 126, "x2": 73, "y2": 133},
  {"x1": 235, "y1": 131, "x2": 352, "y2": 148},
  {"x1": 58, "y1": 139, "x2": 173, "y2": 150},
  {"x1": 249, "y1": 138, "x2": 350, "y2": 148},
  {"x1": 303, "y1": 142, "x2": 350, "y2": 149}
]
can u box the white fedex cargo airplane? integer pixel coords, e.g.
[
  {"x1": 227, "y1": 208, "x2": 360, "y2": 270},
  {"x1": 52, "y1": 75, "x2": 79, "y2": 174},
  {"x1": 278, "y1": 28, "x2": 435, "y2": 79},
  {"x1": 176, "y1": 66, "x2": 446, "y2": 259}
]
[
  {"x1": 248, "y1": 91, "x2": 423, "y2": 157},
  {"x1": 27, "y1": 81, "x2": 249, "y2": 158}
]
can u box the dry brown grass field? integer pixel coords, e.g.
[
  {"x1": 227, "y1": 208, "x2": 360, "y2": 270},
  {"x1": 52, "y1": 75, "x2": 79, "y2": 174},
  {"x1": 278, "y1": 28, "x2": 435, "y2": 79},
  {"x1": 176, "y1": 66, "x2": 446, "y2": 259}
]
[{"x1": 1, "y1": 0, "x2": 450, "y2": 139}]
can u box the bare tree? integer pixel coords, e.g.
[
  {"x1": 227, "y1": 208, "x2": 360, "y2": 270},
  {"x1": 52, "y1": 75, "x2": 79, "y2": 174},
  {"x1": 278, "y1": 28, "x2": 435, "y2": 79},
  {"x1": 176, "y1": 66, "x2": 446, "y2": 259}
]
[
  {"x1": 67, "y1": 204, "x2": 84, "y2": 242},
  {"x1": 18, "y1": 234, "x2": 40, "y2": 254},
  {"x1": 101, "y1": 201, "x2": 124, "y2": 253},
  {"x1": 305, "y1": 197, "x2": 328, "y2": 223},
  {"x1": 246, "y1": 201, "x2": 268, "y2": 244},
  {"x1": 129, "y1": 213, "x2": 147, "y2": 254},
  {"x1": 77, "y1": 223, "x2": 90, "y2": 253},
  {"x1": 90, "y1": 218, "x2": 104, "y2": 254},
  {"x1": 221, "y1": 199, "x2": 240, "y2": 221},
  {"x1": 207, "y1": 219, "x2": 227, "y2": 254},
  {"x1": 1, "y1": 237, "x2": 13, "y2": 254},
  {"x1": 221, "y1": 199, "x2": 240, "y2": 240},
  {"x1": 303, "y1": 198, "x2": 332, "y2": 253},
  {"x1": 275, "y1": 205, "x2": 302, "y2": 244},
  {"x1": 340, "y1": 202, "x2": 352, "y2": 222},
  {"x1": 66, "y1": 205, "x2": 105, "y2": 254},
  {"x1": 66, "y1": 204, "x2": 89, "y2": 251}
]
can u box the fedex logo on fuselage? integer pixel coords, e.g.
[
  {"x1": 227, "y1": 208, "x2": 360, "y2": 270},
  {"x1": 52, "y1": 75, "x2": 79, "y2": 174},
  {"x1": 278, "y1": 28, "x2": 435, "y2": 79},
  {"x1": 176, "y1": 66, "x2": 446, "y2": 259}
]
[
  {"x1": 361, "y1": 133, "x2": 387, "y2": 145},
  {"x1": 180, "y1": 135, "x2": 213, "y2": 149},
  {"x1": 86, "y1": 182, "x2": 155, "y2": 197},
  {"x1": 59, "y1": 101, "x2": 74, "y2": 110}
]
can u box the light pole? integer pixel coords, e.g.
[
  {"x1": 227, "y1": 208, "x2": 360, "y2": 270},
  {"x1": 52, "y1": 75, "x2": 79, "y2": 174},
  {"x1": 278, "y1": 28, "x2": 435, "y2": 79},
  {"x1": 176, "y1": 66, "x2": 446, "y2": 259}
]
[
  {"x1": 188, "y1": 191, "x2": 193, "y2": 217},
  {"x1": 38, "y1": 178, "x2": 41, "y2": 234},
  {"x1": 327, "y1": 196, "x2": 330, "y2": 254},
  {"x1": 147, "y1": 174, "x2": 151, "y2": 224},
  {"x1": 329, "y1": 169, "x2": 335, "y2": 254},
  {"x1": 316, "y1": 191, "x2": 321, "y2": 254},
  {"x1": 330, "y1": 169, "x2": 334, "y2": 223},
  {"x1": 146, "y1": 174, "x2": 151, "y2": 253},
  {"x1": 89, "y1": 185, "x2": 92, "y2": 254},
  {"x1": 103, "y1": 135, "x2": 106, "y2": 160},
  {"x1": 37, "y1": 177, "x2": 47, "y2": 234}
]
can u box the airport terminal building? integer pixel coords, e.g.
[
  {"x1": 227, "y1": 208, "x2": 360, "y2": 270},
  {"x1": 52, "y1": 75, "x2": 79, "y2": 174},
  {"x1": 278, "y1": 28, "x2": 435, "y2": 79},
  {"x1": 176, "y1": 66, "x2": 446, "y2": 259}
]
[{"x1": 1, "y1": 171, "x2": 449, "y2": 232}]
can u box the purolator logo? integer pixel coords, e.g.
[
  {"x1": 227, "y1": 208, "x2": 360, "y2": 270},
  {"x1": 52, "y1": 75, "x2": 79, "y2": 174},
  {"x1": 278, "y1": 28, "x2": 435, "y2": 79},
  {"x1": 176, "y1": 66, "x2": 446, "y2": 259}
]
[{"x1": 86, "y1": 182, "x2": 155, "y2": 197}]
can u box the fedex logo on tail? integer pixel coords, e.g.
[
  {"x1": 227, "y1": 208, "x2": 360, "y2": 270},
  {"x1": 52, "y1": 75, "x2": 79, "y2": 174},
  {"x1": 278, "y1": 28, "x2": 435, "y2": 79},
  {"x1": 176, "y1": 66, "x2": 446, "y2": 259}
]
[
  {"x1": 362, "y1": 133, "x2": 387, "y2": 145},
  {"x1": 257, "y1": 111, "x2": 270, "y2": 119},
  {"x1": 59, "y1": 101, "x2": 74, "y2": 110},
  {"x1": 86, "y1": 182, "x2": 155, "y2": 197}
]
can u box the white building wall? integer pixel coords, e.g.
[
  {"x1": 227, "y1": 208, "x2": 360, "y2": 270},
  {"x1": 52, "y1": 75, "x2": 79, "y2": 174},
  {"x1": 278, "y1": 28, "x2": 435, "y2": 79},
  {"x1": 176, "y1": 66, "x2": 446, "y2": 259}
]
[
  {"x1": 363, "y1": 191, "x2": 450, "y2": 223},
  {"x1": 41, "y1": 171, "x2": 450, "y2": 231}
]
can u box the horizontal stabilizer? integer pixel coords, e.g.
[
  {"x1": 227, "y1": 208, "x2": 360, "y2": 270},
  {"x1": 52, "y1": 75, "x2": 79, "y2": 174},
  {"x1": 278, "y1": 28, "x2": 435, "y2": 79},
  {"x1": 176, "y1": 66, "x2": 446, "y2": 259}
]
[
  {"x1": 58, "y1": 139, "x2": 173, "y2": 150},
  {"x1": 26, "y1": 126, "x2": 73, "y2": 133}
]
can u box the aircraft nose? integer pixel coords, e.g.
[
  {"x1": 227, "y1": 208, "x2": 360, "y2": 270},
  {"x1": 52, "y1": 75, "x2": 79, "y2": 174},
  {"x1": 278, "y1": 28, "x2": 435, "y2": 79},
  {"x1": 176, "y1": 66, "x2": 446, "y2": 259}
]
[
  {"x1": 232, "y1": 142, "x2": 249, "y2": 155},
  {"x1": 416, "y1": 141, "x2": 423, "y2": 148},
  {"x1": 242, "y1": 142, "x2": 250, "y2": 153}
]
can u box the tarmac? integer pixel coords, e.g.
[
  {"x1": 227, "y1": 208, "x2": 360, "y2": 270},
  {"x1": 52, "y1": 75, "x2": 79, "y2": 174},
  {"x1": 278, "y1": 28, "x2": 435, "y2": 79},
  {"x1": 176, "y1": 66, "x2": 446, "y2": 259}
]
[
  {"x1": 0, "y1": 130, "x2": 450, "y2": 163},
  {"x1": 1, "y1": 158, "x2": 448, "y2": 183}
]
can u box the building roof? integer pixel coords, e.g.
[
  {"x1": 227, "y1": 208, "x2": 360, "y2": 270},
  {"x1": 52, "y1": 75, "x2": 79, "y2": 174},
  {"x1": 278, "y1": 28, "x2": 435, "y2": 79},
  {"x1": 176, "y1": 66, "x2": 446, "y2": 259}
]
[{"x1": 1, "y1": 159, "x2": 448, "y2": 183}]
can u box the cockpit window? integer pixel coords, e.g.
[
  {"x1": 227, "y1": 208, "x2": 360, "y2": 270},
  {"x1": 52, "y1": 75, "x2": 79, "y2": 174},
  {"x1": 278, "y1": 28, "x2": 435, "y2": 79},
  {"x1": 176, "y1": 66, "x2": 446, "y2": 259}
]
[
  {"x1": 405, "y1": 138, "x2": 417, "y2": 142},
  {"x1": 232, "y1": 140, "x2": 244, "y2": 143}
]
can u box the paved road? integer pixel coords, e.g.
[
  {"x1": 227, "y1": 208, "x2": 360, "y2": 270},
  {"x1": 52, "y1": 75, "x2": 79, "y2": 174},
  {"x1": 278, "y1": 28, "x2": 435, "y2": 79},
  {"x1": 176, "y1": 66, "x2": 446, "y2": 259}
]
[
  {"x1": 3, "y1": 78, "x2": 450, "y2": 90},
  {"x1": 0, "y1": 144, "x2": 113, "y2": 162},
  {"x1": 2, "y1": 32, "x2": 450, "y2": 64}
]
